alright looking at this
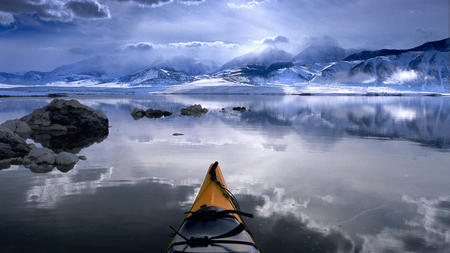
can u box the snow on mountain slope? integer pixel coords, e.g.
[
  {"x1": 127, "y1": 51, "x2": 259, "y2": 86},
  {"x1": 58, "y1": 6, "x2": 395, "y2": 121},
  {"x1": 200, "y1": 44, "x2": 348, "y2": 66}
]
[
  {"x1": 119, "y1": 67, "x2": 193, "y2": 86},
  {"x1": 344, "y1": 37, "x2": 449, "y2": 61},
  {"x1": 312, "y1": 51, "x2": 449, "y2": 89}
]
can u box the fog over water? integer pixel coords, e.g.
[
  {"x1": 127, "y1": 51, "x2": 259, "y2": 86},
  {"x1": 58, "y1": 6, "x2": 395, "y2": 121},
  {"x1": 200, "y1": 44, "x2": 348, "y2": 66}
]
[{"x1": 0, "y1": 95, "x2": 449, "y2": 252}]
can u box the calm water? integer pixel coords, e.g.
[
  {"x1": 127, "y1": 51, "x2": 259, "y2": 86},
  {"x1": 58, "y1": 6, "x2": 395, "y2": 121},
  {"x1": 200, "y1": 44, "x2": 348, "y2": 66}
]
[{"x1": 0, "y1": 95, "x2": 449, "y2": 253}]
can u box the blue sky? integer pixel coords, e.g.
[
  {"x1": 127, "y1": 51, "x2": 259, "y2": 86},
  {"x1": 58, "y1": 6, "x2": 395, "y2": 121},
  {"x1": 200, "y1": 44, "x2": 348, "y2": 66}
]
[{"x1": 0, "y1": 0, "x2": 448, "y2": 72}]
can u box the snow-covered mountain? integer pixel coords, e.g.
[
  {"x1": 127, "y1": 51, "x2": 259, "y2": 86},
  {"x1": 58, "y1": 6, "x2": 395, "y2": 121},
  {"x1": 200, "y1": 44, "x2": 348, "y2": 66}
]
[
  {"x1": 0, "y1": 38, "x2": 448, "y2": 92},
  {"x1": 119, "y1": 67, "x2": 193, "y2": 86},
  {"x1": 344, "y1": 38, "x2": 449, "y2": 61},
  {"x1": 216, "y1": 38, "x2": 449, "y2": 90}
]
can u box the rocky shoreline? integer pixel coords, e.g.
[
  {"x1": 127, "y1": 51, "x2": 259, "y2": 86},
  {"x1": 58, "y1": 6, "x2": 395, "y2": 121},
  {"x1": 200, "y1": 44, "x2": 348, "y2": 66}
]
[{"x1": 0, "y1": 99, "x2": 109, "y2": 172}]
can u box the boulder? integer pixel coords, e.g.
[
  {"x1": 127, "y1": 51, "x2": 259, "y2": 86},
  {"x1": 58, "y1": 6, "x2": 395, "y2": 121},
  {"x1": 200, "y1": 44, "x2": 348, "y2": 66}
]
[
  {"x1": 56, "y1": 152, "x2": 79, "y2": 165},
  {"x1": 232, "y1": 106, "x2": 247, "y2": 112},
  {"x1": 24, "y1": 145, "x2": 56, "y2": 165},
  {"x1": 0, "y1": 126, "x2": 30, "y2": 160},
  {"x1": 21, "y1": 99, "x2": 109, "y2": 153},
  {"x1": 55, "y1": 152, "x2": 79, "y2": 172},
  {"x1": 0, "y1": 119, "x2": 32, "y2": 138},
  {"x1": 180, "y1": 104, "x2": 208, "y2": 117},
  {"x1": 131, "y1": 108, "x2": 145, "y2": 120},
  {"x1": 145, "y1": 109, "x2": 172, "y2": 118},
  {"x1": 21, "y1": 99, "x2": 108, "y2": 136}
]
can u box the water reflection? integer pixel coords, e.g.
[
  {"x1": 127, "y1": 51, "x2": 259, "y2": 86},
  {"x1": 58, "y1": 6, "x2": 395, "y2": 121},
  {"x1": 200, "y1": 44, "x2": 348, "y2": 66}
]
[
  {"x1": 0, "y1": 95, "x2": 449, "y2": 253},
  {"x1": 29, "y1": 130, "x2": 109, "y2": 154}
]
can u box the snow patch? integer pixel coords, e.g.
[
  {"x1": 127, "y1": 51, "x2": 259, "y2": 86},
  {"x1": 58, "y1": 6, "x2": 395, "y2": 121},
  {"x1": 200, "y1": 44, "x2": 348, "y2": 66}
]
[{"x1": 384, "y1": 69, "x2": 419, "y2": 84}]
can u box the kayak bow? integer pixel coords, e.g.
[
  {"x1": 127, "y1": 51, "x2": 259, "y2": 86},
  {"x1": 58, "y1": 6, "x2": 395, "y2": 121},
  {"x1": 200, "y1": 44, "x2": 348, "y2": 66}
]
[{"x1": 167, "y1": 161, "x2": 261, "y2": 253}]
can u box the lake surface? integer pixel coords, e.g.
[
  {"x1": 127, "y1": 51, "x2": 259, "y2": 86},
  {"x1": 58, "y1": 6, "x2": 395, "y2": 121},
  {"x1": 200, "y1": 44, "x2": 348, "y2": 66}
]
[{"x1": 0, "y1": 95, "x2": 449, "y2": 253}]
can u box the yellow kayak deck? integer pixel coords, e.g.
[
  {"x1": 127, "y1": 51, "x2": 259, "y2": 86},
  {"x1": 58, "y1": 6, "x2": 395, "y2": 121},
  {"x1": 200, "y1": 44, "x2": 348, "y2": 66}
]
[{"x1": 188, "y1": 161, "x2": 243, "y2": 223}]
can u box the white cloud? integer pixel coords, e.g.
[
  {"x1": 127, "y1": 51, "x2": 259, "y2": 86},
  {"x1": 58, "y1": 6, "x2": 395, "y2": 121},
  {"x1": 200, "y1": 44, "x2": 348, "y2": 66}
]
[
  {"x1": 255, "y1": 35, "x2": 289, "y2": 45},
  {"x1": 0, "y1": 11, "x2": 13, "y2": 25},
  {"x1": 125, "y1": 42, "x2": 154, "y2": 51},
  {"x1": 227, "y1": 0, "x2": 268, "y2": 9},
  {"x1": 168, "y1": 41, "x2": 240, "y2": 49}
]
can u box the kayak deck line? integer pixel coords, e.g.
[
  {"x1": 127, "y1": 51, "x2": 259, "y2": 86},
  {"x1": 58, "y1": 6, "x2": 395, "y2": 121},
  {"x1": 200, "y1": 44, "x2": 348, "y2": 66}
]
[
  {"x1": 188, "y1": 161, "x2": 243, "y2": 222},
  {"x1": 166, "y1": 161, "x2": 262, "y2": 253}
]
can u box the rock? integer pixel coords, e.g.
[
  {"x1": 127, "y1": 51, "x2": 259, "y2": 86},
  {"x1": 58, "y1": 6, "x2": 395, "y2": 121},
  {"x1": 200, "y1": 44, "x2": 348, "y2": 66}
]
[
  {"x1": 172, "y1": 133, "x2": 184, "y2": 136},
  {"x1": 22, "y1": 99, "x2": 108, "y2": 135},
  {"x1": 21, "y1": 99, "x2": 109, "y2": 153},
  {"x1": 56, "y1": 152, "x2": 79, "y2": 165},
  {"x1": 78, "y1": 155, "x2": 87, "y2": 160},
  {"x1": 0, "y1": 126, "x2": 31, "y2": 160},
  {"x1": 232, "y1": 106, "x2": 247, "y2": 112},
  {"x1": 0, "y1": 99, "x2": 101, "y2": 173},
  {"x1": 145, "y1": 109, "x2": 172, "y2": 118},
  {"x1": 24, "y1": 146, "x2": 56, "y2": 165},
  {"x1": 180, "y1": 104, "x2": 208, "y2": 117},
  {"x1": 55, "y1": 152, "x2": 79, "y2": 173},
  {"x1": 0, "y1": 158, "x2": 23, "y2": 170},
  {"x1": 131, "y1": 108, "x2": 145, "y2": 120},
  {"x1": 28, "y1": 163, "x2": 55, "y2": 173},
  {"x1": 22, "y1": 146, "x2": 81, "y2": 173},
  {"x1": 0, "y1": 119, "x2": 32, "y2": 138}
]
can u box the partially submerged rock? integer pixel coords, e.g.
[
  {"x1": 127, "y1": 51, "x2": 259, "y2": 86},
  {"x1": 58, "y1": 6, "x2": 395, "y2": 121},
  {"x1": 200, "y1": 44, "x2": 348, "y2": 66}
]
[
  {"x1": 0, "y1": 99, "x2": 109, "y2": 173},
  {"x1": 22, "y1": 99, "x2": 108, "y2": 136},
  {"x1": 131, "y1": 108, "x2": 145, "y2": 120},
  {"x1": 21, "y1": 99, "x2": 109, "y2": 153},
  {"x1": 0, "y1": 126, "x2": 31, "y2": 160},
  {"x1": 181, "y1": 104, "x2": 208, "y2": 117},
  {"x1": 172, "y1": 133, "x2": 184, "y2": 136},
  {"x1": 131, "y1": 107, "x2": 172, "y2": 119},
  {"x1": 145, "y1": 109, "x2": 172, "y2": 118},
  {"x1": 21, "y1": 145, "x2": 80, "y2": 173},
  {"x1": 0, "y1": 119, "x2": 32, "y2": 138},
  {"x1": 232, "y1": 106, "x2": 247, "y2": 112}
]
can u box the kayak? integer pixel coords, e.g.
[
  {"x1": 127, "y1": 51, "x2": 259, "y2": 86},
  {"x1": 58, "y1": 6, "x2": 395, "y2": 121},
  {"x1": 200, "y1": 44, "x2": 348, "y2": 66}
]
[{"x1": 166, "y1": 161, "x2": 261, "y2": 253}]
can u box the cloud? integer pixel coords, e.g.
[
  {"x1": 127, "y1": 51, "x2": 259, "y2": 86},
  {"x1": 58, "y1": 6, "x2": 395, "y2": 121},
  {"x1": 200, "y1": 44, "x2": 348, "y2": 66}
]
[
  {"x1": 125, "y1": 42, "x2": 154, "y2": 51},
  {"x1": 259, "y1": 35, "x2": 289, "y2": 45},
  {"x1": 227, "y1": 0, "x2": 268, "y2": 9},
  {"x1": 167, "y1": 41, "x2": 239, "y2": 49},
  {"x1": 0, "y1": 0, "x2": 110, "y2": 25},
  {"x1": 116, "y1": 0, "x2": 206, "y2": 7},
  {"x1": 0, "y1": 11, "x2": 13, "y2": 25},
  {"x1": 178, "y1": 0, "x2": 206, "y2": 5},
  {"x1": 65, "y1": 0, "x2": 111, "y2": 19}
]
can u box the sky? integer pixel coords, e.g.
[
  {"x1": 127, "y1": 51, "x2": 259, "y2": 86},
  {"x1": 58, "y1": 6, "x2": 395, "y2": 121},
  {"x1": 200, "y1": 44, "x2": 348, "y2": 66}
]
[{"x1": 0, "y1": 0, "x2": 448, "y2": 73}]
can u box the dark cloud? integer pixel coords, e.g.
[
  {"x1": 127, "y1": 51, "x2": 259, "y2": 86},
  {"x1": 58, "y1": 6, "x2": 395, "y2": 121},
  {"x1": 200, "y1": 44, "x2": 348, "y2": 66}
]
[
  {"x1": 0, "y1": 0, "x2": 110, "y2": 24},
  {"x1": 65, "y1": 1, "x2": 110, "y2": 19}
]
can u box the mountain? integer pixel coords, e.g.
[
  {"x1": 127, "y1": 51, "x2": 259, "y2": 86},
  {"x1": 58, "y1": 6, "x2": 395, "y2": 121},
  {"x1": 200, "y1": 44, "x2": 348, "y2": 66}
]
[
  {"x1": 119, "y1": 67, "x2": 193, "y2": 86},
  {"x1": 0, "y1": 38, "x2": 448, "y2": 91},
  {"x1": 215, "y1": 38, "x2": 449, "y2": 89},
  {"x1": 155, "y1": 56, "x2": 218, "y2": 75},
  {"x1": 220, "y1": 47, "x2": 293, "y2": 70},
  {"x1": 293, "y1": 44, "x2": 348, "y2": 64},
  {"x1": 344, "y1": 37, "x2": 450, "y2": 61}
]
